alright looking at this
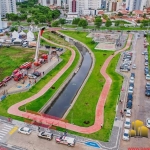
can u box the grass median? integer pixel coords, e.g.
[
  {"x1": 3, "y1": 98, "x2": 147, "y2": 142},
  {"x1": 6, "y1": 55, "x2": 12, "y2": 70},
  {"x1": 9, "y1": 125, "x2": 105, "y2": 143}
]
[{"x1": 59, "y1": 31, "x2": 123, "y2": 141}]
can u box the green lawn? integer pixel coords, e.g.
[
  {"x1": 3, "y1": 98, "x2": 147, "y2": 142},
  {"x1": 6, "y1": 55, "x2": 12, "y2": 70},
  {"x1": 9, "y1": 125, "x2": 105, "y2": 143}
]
[
  {"x1": 0, "y1": 47, "x2": 35, "y2": 81},
  {"x1": 60, "y1": 31, "x2": 123, "y2": 141},
  {"x1": 0, "y1": 36, "x2": 79, "y2": 121}
]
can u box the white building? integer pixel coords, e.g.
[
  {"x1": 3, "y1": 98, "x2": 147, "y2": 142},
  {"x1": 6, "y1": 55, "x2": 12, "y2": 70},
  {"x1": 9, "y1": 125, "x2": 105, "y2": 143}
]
[
  {"x1": 16, "y1": 0, "x2": 27, "y2": 2},
  {"x1": 0, "y1": 2, "x2": 2, "y2": 30},
  {"x1": 126, "y1": 0, "x2": 147, "y2": 11},
  {"x1": 0, "y1": 0, "x2": 17, "y2": 17},
  {"x1": 68, "y1": 0, "x2": 124, "y2": 15},
  {"x1": 39, "y1": 0, "x2": 68, "y2": 6}
]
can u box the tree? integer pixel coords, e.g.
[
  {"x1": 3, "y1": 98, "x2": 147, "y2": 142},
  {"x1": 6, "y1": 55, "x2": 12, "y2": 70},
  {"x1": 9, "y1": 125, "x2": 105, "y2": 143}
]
[
  {"x1": 27, "y1": 18, "x2": 32, "y2": 23},
  {"x1": 52, "y1": 20, "x2": 60, "y2": 27},
  {"x1": 72, "y1": 18, "x2": 80, "y2": 25},
  {"x1": 78, "y1": 19, "x2": 88, "y2": 28},
  {"x1": 115, "y1": 21, "x2": 120, "y2": 26},
  {"x1": 105, "y1": 20, "x2": 112, "y2": 27},
  {"x1": 102, "y1": 14, "x2": 108, "y2": 20},
  {"x1": 118, "y1": 12, "x2": 123, "y2": 16},
  {"x1": 140, "y1": 23, "x2": 143, "y2": 28},
  {"x1": 59, "y1": 18, "x2": 66, "y2": 25},
  {"x1": 34, "y1": 19, "x2": 38, "y2": 25},
  {"x1": 94, "y1": 17, "x2": 102, "y2": 28},
  {"x1": 143, "y1": 13, "x2": 146, "y2": 19}
]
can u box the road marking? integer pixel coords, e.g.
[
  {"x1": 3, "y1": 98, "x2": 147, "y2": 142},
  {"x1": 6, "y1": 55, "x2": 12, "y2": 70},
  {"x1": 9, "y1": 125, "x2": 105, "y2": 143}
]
[
  {"x1": 3, "y1": 126, "x2": 13, "y2": 130},
  {"x1": 0, "y1": 133, "x2": 6, "y2": 136},
  {"x1": 9, "y1": 126, "x2": 18, "y2": 135},
  {"x1": 5, "y1": 125, "x2": 13, "y2": 128},
  {"x1": 2, "y1": 129, "x2": 9, "y2": 131},
  {"x1": 0, "y1": 131, "x2": 8, "y2": 133}
]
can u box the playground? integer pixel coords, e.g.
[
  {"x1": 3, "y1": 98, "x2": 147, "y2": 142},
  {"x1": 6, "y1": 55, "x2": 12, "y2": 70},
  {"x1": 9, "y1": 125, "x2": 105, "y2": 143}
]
[{"x1": 87, "y1": 32, "x2": 123, "y2": 50}]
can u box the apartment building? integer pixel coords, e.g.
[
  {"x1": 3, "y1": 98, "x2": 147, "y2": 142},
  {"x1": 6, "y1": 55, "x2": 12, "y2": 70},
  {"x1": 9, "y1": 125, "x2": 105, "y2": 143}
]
[
  {"x1": 68, "y1": 0, "x2": 123, "y2": 15},
  {"x1": 126, "y1": 0, "x2": 147, "y2": 11},
  {"x1": 0, "y1": 0, "x2": 17, "y2": 17},
  {"x1": 38, "y1": 0, "x2": 68, "y2": 7}
]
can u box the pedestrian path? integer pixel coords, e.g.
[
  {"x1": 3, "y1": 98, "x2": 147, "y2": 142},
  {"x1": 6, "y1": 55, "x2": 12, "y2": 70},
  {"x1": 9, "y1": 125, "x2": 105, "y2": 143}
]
[
  {"x1": 8, "y1": 33, "x2": 133, "y2": 134},
  {"x1": 0, "y1": 124, "x2": 14, "y2": 141}
]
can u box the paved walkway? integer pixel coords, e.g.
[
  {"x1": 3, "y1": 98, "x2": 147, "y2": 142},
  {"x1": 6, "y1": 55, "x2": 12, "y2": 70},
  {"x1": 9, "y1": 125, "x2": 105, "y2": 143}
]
[{"x1": 7, "y1": 33, "x2": 133, "y2": 134}]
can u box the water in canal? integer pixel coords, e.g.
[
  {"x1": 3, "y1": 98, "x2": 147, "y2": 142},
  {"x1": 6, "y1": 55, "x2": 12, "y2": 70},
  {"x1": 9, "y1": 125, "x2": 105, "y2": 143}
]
[{"x1": 45, "y1": 42, "x2": 92, "y2": 118}]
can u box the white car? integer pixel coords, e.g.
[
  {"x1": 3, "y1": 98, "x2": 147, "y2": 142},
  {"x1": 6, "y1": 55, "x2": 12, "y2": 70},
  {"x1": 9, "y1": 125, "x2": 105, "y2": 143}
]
[
  {"x1": 132, "y1": 64, "x2": 136, "y2": 69},
  {"x1": 28, "y1": 74, "x2": 37, "y2": 79},
  {"x1": 126, "y1": 109, "x2": 131, "y2": 117},
  {"x1": 129, "y1": 77, "x2": 134, "y2": 83},
  {"x1": 18, "y1": 127, "x2": 32, "y2": 135},
  {"x1": 124, "y1": 118, "x2": 131, "y2": 129},
  {"x1": 128, "y1": 87, "x2": 133, "y2": 94},
  {"x1": 56, "y1": 136, "x2": 75, "y2": 147},
  {"x1": 146, "y1": 118, "x2": 150, "y2": 128},
  {"x1": 142, "y1": 52, "x2": 145, "y2": 55},
  {"x1": 146, "y1": 74, "x2": 150, "y2": 80},
  {"x1": 122, "y1": 129, "x2": 130, "y2": 141},
  {"x1": 145, "y1": 62, "x2": 148, "y2": 66}
]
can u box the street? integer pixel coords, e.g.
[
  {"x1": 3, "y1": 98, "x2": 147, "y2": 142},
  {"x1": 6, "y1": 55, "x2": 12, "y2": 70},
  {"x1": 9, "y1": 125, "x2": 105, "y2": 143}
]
[{"x1": 120, "y1": 33, "x2": 150, "y2": 149}]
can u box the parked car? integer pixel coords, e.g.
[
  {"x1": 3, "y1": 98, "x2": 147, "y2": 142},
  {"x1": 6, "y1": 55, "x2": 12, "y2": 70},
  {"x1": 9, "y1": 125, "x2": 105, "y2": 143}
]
[
  {"x1": 2, "y1": 76, "x2": 12, "y2": 83},
  {"x1": 18, "y1": 127, "x2": 32, "y2": 135},
  {"x1": 128, "y1": 87, "x2": 133, "y2": 94},
  {"x1": 55, "y1": 136, "x2": 75, "y2": 147},
  {"x1": 145, "y1": 82, "x2": 150, "y2": 89},
  {"x1": 28, "y1": 74, "x2": 37, "y2": 79},
  {"x1": 145, "y1": 70, "x2": 149, "y2": 75},
  {"x1": 145, "y1": 62, "x2": 148, "y2": 66},
  {"x1": 122, "y1": 129, "x2": 130, "y2": 141},
  {"x1": 129, "y1": 77, "x2": 134, "y2": 83},
  {"x1": 33, "y1": 71, "x2": 41, "y2": 77},
  {"x1": 126, "y1": 109, "x2": 131, "y2": 117},
  {"x1": 146, "y1": 118, "x2": 150, "y2": 128},
  {"x1": 124, "y1": 118, "x2": 131, "y2": 129},
  {"x1": 129, "y1": 83, "x2": 134, "y2": 88},
  {"x1": 127, "y1": 100, "x2": 132, "y2": 109},
  {"x1": 0, "y1": 81, "x2": 4, "y2": 88},
  {"x1": 38, "y1": 131, "x2": 53, "y2": 140},
  {"x1": 146, "y1": 74, "x2": 150, "y2": 80},
  {"x1": 145, "y1": 87, "x2": 150, "y2": 96},
  {"x1": 142, "y1": 52, "x2": 145, "y2": 55},
  {"x1": 131, "y1": 73, "x2": 135, "y2": 78},
  {"x1": 132, "y1": 64, "x2": 136, "y2": 69},
  {"x1": 127, "y1": 93, "x2": 133, "y2": 101},
  {"x1": 145, "y1": 66, "x2": 149, "y2": 72}
]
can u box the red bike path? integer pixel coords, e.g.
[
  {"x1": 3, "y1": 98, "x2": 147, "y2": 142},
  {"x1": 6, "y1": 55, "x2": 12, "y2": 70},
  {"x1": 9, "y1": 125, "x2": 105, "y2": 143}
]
[{"x1": 8, "y1": 34, "x2": 133, "y2": 134}]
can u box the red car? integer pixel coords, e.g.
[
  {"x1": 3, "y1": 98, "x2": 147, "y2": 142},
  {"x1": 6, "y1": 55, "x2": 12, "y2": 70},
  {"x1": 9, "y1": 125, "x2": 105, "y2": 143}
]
[
  {"x1": 3, "y1": 76, "x2": 12, "y2": 83},
  {"x1": 0, "y1": 82, "x2": 4, "y2": 88}
]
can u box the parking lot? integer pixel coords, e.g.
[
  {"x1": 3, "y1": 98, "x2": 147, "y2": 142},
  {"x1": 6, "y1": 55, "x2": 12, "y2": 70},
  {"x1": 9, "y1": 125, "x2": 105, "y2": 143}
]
[{"x1": 120, "y1": 33, "x2": 150, "y2": 149}]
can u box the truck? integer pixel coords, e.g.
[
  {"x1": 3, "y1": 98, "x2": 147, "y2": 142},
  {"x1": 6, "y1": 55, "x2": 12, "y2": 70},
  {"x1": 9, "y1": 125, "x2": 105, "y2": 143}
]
[
  {"x1": 20, "y1": 62, "x2": 32, "y2": 70},
  {"x1": 13, "y1": 69, "x2": 27, "y2": 81},
  {"x1": 41, "y1": 54, "x2": 48, "y2": 61}
]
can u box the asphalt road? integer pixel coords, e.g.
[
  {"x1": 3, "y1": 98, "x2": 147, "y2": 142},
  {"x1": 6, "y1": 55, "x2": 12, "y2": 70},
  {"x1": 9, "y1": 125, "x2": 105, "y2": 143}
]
[
  {"x1": 6, "y1": 131, "x2": 96, "y2": 150},
  {"x1": 120, "y1": 33, "x2": 150, "y2": 149}
]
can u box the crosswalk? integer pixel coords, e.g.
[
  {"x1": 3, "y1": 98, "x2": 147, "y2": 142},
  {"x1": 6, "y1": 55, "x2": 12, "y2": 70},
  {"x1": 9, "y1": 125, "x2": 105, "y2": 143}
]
[{"x1": 0, "y1": 124, "x2": 15, "y2": 141}]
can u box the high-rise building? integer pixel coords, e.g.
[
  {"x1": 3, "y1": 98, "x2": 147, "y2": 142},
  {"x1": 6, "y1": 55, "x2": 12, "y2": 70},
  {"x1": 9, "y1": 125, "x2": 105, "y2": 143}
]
[
  {"x1": 68, "y1": 0, "x2": 123, "y2": 15},
  {"x1": 0, "y1": 2, "x2": 2, "y2": 30},
  {"x1": 126, "y1": 0, "x2": 147, "y2": 11},
  {"x1": 39, "y1": 0, "x2": 68, "y2": 6},
  {"x1": 146, "y1": 0, "x2": 150, "y2": 7},
  {"x1": 0, "y1": 0, "x2": 17, "y2": 17}
]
